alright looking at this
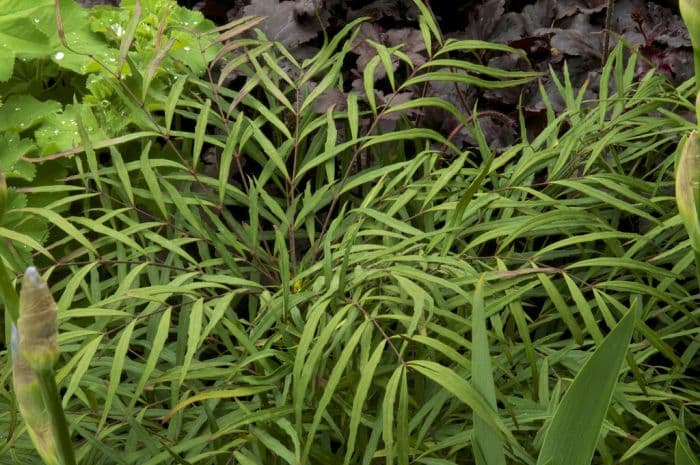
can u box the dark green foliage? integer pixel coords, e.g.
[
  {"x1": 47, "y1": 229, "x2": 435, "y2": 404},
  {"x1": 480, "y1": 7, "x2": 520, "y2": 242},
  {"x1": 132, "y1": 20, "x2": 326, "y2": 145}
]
[{"x1": 0, "y1": 1, "x2": 698, "y2": 464}]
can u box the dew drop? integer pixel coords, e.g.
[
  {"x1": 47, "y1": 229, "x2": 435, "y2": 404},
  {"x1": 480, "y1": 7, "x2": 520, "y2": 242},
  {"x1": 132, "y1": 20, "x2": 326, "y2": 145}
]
[
  {"x1": 183, "y1": 46, "x2": 191, "y2": 52},
  {"x1": 111, "y1": 23, "x2": 124, "y2": 37},
  {"x1": 14, "y1": 107, "x2": 20, "y2": 111},
  {"x1": 54, "y1": 51, "x2": 65, "y2": 60}
]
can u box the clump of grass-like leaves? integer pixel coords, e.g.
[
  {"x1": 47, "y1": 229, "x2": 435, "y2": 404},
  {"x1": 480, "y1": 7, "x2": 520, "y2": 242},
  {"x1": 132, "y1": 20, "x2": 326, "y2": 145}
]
[{"x1": 1, "y1": 2, "x2": 698, "y2": 464}]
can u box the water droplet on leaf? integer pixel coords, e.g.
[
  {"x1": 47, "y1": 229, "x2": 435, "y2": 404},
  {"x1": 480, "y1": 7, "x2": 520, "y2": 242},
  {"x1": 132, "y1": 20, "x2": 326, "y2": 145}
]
[{"x1": 111, "y1": 23, "x2": 124, "y2": 37}]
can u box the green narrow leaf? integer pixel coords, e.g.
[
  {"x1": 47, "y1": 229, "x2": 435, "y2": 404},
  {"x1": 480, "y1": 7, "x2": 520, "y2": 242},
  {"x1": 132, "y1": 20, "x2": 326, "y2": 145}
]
[
  {"x1": 192, "y1": 99, "x2": 211, "y2": 170},
  {"x1": 408, "y1": 361, "x2": 524, "y2": 454},
  {"x1": 274, "y1": 226, "x2": 290, "y2": 320},
  {"x1": 347, "y1": 91, "x2": 359, "y2": 140},
  {"x1": 117, "y1": 0, "x2": 141, "y2": 70},
  {"x1": 130, "y1": 307, "x2": 171, "y2": 409},
  {"x1": 299, "y1": 48, "x2": 346, "y2": 113},
  {"x1": 164, "y1": 386, "x2": 274, "y2": 423},
  {"x1": 364, "y1": 55, "x2": 381, "y2": 115},
  {"x1": 418, "y1": 16, "x2": 432, "y2": 56},
  {"x1": 620, "y1": 420, "x2": 679, "y2": 462},
  {"x1": 15, "y1": 207, "x2": 96, "y2": 255},
  {"x1": 471, "y1": 279, "x2": 506, "y2": 465},
  {"x1": 75, "y1": 100, "x2": 101, "y2": 191},
  {"x1": 179, "y1": 298, "x2": 203, "y2": 387},
  {"x1": 139, "y1": 141, "x2": 168, "y2": 219},
  {"x1": 397, "y1": 368, "x2": 409, "y2": 465},
  {"x1": 413, "y1": 0, "x2": 442, "y2": 45},
  {"x1": 99, "y1": 319, "x2": 136, "y2": 431},
  {"x1": 0, "y1": 226, "x2": 53, "y2": 259},
  {"x1": 538, "y1": 274, "x2": 584, "y2": 344},
  {"x1": 110, "y1": 147, "x2": 135, "y2": 204},
  {"x1": 562, "y1": 273, "x2": 604, "y2": 344},
  {"x1": 383, "y1": 365, "x2": 404, "y2": 465},
  {"x1": 62, "y1": 335, "x2": 103, "y2": 407},
  {"x1": 344, "y1": 341, "x2": 386, "y2": 465},
  {"x1": 250, "y1": 124, "x2": 290, "y2": 180},
  {"x1": 219, "y1": 112, "x2": 244, "y2": 204},
  {"x1": 165, "y1": 75, "x2": 187, "y2": 133},
  {"x1": 251, "y1": 426, "x2": 296, "y2": 465},
  {"x1": 508, "y1": 301, "x2": 538, "y2": 395},
  {"x1": 293, "y1": 297, "x2": 330, "y2": 432},
  {"x1": 675, "y1": 434, "x2": 700, "y2": 465},
  {"x1": 302, "y1": 321, "x2": 369, "y2": 462},
  {"x1": 536, "y1": 308, "x2": 636, "y2": 465},
  {"x1": 394, "y1": 276, "x2": 428, "y2": 341},
  {"x1": 71, "y1": 216, "x2": 144, "y2": 254},
  {"x1": 421, "y1": 154, "x2": 465, "y2": 210}
]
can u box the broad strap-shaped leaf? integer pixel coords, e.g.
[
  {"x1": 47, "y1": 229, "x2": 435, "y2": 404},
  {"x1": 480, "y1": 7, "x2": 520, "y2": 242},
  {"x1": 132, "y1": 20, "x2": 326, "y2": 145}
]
[{"x1": 536, "y1": 308, "x2": 636, "y2": 465}]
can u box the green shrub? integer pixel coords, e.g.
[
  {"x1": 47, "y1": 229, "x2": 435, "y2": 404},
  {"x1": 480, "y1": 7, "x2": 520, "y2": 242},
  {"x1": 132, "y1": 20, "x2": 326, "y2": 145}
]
[{"x1": 1, "y1": 1, "x2": 698, "y2": 464}]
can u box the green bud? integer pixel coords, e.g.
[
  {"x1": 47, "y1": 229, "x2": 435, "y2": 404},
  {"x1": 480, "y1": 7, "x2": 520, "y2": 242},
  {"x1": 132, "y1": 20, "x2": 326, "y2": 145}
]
[
  {"x1": 11, "y1": 325, "x2": 59, "y2": 465},
  {"x1": 18, "y1": 267, "x2": 59, "y2": 372},
  {"x1": 681, "y1": 0, "x2": 700, "y2": 122},
  {"x1": 677, "y1": 131, "x2": 700, "y2": 252}
]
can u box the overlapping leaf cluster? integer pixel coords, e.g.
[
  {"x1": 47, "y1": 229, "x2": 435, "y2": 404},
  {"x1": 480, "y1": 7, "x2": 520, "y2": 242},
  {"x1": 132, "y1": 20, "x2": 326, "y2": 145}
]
[{"x1": 0, "y1": 1, "x2": 698, "y2": 464}]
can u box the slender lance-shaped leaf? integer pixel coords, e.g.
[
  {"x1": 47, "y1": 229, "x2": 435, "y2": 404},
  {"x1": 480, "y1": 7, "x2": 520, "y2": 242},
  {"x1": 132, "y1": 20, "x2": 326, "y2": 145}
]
[
  {"x1": 179, "y1": 298, "x2": 203, "y2": 387},
  {"x1": 99, "y1": 319, "x2": 136, "y2": 431},
  {"x1": 675, "y1": 435, "x2": 700, "y2": 465},
  {"x1": 130, "y1": 308, "x2": 171, "y2": 410},
  {"x1": 536, "y1": 307, "x2": 636, "y2": 465},
  {"x1": 408, "y1": 360, "x2": 528, "y2": 461},
  {"x1": 117, "y1": 0, "x2": 141, "y2": 72},
  {"x1": 383, "y1": 365, "x2": 404, "y2": 465},
  {"x1": 471, "y1": 278, "x2": 506, "y2": 465},
  {"x1": 302, "y1": 321, "x2": 369, "y2": 462},
  {"x1": 344, "y1": 341, "x2": 386, "y2": 465}
]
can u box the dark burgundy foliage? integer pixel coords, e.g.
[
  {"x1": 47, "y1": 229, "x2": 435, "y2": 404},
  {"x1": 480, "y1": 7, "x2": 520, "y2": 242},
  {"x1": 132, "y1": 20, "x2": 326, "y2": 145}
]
[{"x1": 181, "y1": 0, "x2": 692, "y2": 149}]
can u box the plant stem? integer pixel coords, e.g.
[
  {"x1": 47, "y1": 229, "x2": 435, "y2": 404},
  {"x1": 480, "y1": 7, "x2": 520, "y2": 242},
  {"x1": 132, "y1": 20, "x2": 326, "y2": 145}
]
[
  {"x1": 35, "y1": 369, "x2": 77, "y2": 465},
  {"x1": 0, "y1": 264, "x2": 19, "y2": 323},
  {"x1": 603, "y1": 0, "x2": 615, "y2": 64}
]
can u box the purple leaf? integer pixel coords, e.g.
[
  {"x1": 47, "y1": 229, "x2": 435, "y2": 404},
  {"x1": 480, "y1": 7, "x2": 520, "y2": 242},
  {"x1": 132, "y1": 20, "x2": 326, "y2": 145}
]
[{"x1": 243, "y1": 0, "x2": 328, "y2": 48}]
